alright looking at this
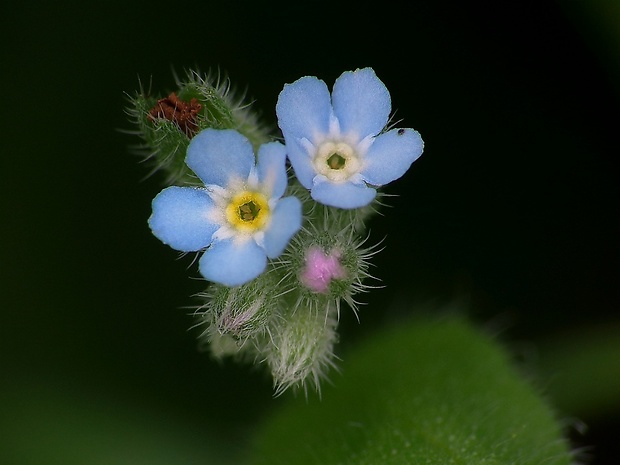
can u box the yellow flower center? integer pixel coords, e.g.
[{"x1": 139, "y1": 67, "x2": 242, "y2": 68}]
[{"x1": 225, "y1": 191, "x2": 270, "y2": 232}]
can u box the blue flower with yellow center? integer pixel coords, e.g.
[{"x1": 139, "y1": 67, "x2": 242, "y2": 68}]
[
  {"x1": 148, "y1": 128, "x2": 302, "y2": 287},
  {"x1": 276, "y1": 67, "x2": 424, "y2": 209}
]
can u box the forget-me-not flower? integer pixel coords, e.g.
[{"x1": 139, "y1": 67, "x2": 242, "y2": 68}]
[
  {"x1": 276, "y1": 67, "x2": 424, "y2": 209},
  {"x1": 148, "y1": 128, "x2": 302, "y2": 287}
]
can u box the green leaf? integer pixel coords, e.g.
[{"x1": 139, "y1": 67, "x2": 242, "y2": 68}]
[
  {"x1": 536, "y1": 321, "x2": 620, "y2": 417},
  {"x1": 0, "y1": 380, "x2": 241, "y2": 465},
  {"x1": 250, "y1": 316, "x2": 573, "y2": 465}
]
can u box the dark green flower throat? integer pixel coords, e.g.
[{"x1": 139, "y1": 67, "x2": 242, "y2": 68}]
[{"x1": 326, "y1": 153, "x2": 346, "y2": 169}]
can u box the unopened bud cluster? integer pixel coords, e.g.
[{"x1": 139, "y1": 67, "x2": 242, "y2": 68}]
[{"x1": 126, "y1": 67, "x2": 424, "y2": 394}]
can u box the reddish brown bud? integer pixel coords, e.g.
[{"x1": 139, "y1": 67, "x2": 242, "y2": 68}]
[{"x1": 148, "y1": 93, "x2": 202, "y2": 136}]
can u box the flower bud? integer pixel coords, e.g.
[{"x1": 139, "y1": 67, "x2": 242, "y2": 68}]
[
  {"x1": 266, "y1": 304, "x2": 339, "y2": 396},
  {"x1": 125, "y1": 69, "x2": 271, "y2": 186},
  {"x1": 194, "y1": 273, "x2": 280, "y2": 350},
  {"x1": 300, "y1": 247, "x2": 347, "y2": 294}
]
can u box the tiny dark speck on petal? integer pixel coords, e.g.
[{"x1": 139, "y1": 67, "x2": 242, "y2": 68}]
[{"x1": 398, "y1": 129, "x2": 405, "y2": 135}]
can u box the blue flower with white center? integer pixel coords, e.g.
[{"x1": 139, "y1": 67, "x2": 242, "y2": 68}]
[
  {"x1": 148, "y1": 128, "x2": 302, "y2": 287},
  {"x1": 276, "y1": 67, "x2": 424, "y2": 209}
]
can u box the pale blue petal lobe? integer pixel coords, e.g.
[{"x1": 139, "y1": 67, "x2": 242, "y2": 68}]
[
  {"x1": 263, "y1": 196, "x2": 302, "y2": 258},
  {"x1": 311, "y1": 180, "x2": 377, "y2": 209},
  {"x1": 257, "y1": 141, "x2": 288, "y2": 200},
  {"x1": 332, "y1": 68, "x2": 391, "y2": 137},
  {"x1": 285, "y1": 138, "x2": 315, "y2": 189},
  {"x1": 276, "y1": 76, "x2": 332, "y2": 141},
  {"x1": 186, "y1": 129, "x2": 254, "y2": 187},
  {"x1": 199, "y1": 239, "x2": 267, "y2": 286},
  {"x1": 148, "y1": 186, "x2": 217, "y2": 252},
  {"x1": 362, "y1": 128, "x2": 424, "y2": 186}
]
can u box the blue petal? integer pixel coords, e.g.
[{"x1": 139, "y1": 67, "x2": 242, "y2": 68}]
[
  {"x1": 198, "y1": 238, "x2": 267, "y2": 286},
  {"x1": 263, "y1": 196, "x2": 302, "y2": 258},
  {"x1": 311, "y1": 180, "x2": 377, "y2": 209},
  {"x1": 257, "y1": 141, "x2": 288, "y2": 200},
  {"x1": 148, "y1": 186, "x2": 217, "y2": 252},
  {"x1": 276, "y1": 76, "x2": 332, "y2": 141},
  {"x1": 186, "y1": 129, "x2": 255, "y2": 187},
  {"x1": 361, "y1": 128, "x2": 424, "y2": 186},
  {"x1": 332, "y1": 68, "x2": 391, "y2": 137},
  {"x1": 284, "y1": 138, "x2": 315, "y2": 189}
]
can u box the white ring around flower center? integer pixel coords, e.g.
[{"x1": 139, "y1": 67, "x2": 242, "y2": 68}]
[{"x1": 312, "y1": 141, "x2": 361, "y2": 183}]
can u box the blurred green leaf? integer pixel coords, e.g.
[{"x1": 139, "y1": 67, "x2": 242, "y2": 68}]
[
  {"x1": 250, "y1": 315, "x2": 573, "y2": 465},
  {"x1": 537, "y1": 322, "x2": 620, "y2": 418},
  {"x1": 0, "y1": 379, "x2": 240, "y2": 465}
]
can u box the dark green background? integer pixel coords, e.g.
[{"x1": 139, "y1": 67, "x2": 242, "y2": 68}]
[{"x1": 1, "y1": 1, "x2": 618, "y2": 464}]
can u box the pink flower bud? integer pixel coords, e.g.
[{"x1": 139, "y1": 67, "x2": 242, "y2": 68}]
[{"x1": 300, "y1": 247, "x2": 347, "y2": 293}]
